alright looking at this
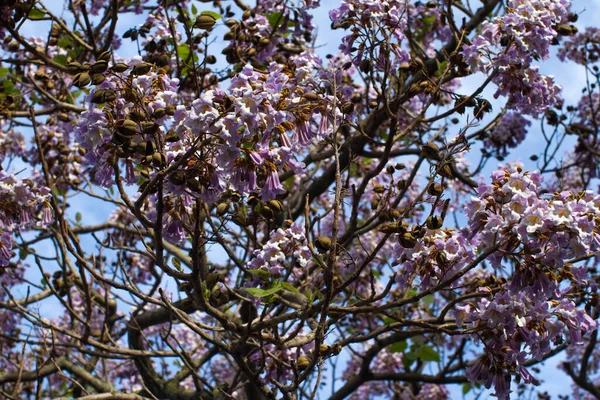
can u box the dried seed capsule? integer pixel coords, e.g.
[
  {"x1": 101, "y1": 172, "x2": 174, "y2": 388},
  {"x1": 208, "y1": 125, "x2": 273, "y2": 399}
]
[
  {"x1": 297, "y1": 356, "x2": 310, "y2": 370},
  {"x1": 421, "y1": 142, "x2": 441, "y2": 161},
  {"x1": 195, "y1": 14, "x2": 217, "y2": 30},
  {"x1": 132, "y1": 62, "x2": 152, "y2": 76},
  {"x1": 118, "y1": 119, "x2": 138, "y2": 136},
  {"x1": 315, "y1": 236, "x2": 332, "y2": 253},
  {"x1": 73, "y1": 72, "x2": 91, "y2": 87},
  {"x1": 112, "y1": 63, "x2": 129, "y2": 73},
  {"x1": 166, "y1": 171, "x2": 185, "y2": 186},
  {"x1": 91, "y1": 60, "x2": 108, "y2": 73},
  {"x1": 426, "y1": 215, "x2": 443, "y2": 230},
  {"x1": 398, "y1": 232, "x2": 417, "y2": 248},
  {"x1": 90, "y1": 73, "x2": 105, "y2": 85}
]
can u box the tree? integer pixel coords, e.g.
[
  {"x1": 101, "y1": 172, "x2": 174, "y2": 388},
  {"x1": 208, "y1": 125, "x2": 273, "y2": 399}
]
[{"x1": 0, "y1": 0, "x2": 599, "y2": 398}]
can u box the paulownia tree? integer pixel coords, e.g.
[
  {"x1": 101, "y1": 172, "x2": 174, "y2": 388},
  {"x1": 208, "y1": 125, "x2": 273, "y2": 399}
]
[{"x1": 0, "y1": 0, "x2": 599, "y2": 399}]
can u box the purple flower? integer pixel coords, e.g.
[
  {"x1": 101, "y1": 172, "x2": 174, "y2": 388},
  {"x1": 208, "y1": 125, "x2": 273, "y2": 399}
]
[{"x1": 260, "y1": 168, "x2": 284, "y2": 201}]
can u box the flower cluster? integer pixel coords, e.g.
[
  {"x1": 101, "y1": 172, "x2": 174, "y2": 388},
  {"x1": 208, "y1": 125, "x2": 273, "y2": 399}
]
[
  {"x1": 463, "y1": 0, "x2": 571, "y2": 114},
  {"x1": 330, "y1": 0, "x2": 410, "y2": 72},
  {"x1": 247, "y1": 222, "x2": 311, "y2": 280},
  {"x1": 558, "y1": 27, "x2": 600, "y2": 65},
  {"x1": 0, "y1": 171, "x2": 53, "y2": 266},
  {"x1": 484, "y1": 112, "x2": 531, "y2": 158},
  {"x1": 458, "y1": 166, "x2": 600, "y2": 398}
]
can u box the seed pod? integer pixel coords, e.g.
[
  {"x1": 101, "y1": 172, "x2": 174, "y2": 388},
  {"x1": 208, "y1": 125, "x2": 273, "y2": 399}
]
[
  {"x1": 225, "y1": 18, "x2": 238, "y2": 27},
  {"x1": 427, "y1": 182, "x2": 443, "y2": 196},
  {"x1": 165, "y1": 130, "x2": 179, "y2": 142},
  {"x1": 152, "y1": 108, "x2": 166, "y2": 119},
  {"x1": 297, "y1": 355, "x2": 310, "y2": 371},
  {"x1": 378, "y1": 222, "x2": 399, "y2": 234},
  {"x1": 165, "y1": 105, "x2": 176, "y2": 116},
  {"x1": 233, "y1": 212, "x2": 248, "y2": 226},
  {"x1": 118, "y1": 119, "x2": 138, "y2": 136},
  {"x1": 141, "y1": 121, "x2": 159, "y2": 135},
  {"x1": 87, "y1": 73, "x2": 104, "y2": 85},
  {"x1": 91, "y1": 89, "x2": 106, "y2": 104},
  {"x1": 373, "y1": 184, "x2": 385, "y2": 194},
  {"x1": 259, "y1": 37, "x2": 271, "y2": 46},
  {"x1": 421, "y1": 142, "x2": 442, "y2": 161},
  {"x1": 341, "y1": 102, "x2": 354, "y2": 114},
  {"x1": 268, "y1": 199, "x2": 283, "y2": 212},
  {"x1": 195, "y1": 14, "x2": 217, "y2": 30},
  {"x1": 426, "y1": 215, "x2": 443, "y2": 230},
  {"x1": 91, "y1": 60, "x2": 108, "y2": 73},
  {"x1": 426, "y1": 1, "x2": 437, "y2": 7},
  {"x1": 359, "y1": 59, "x2": 371, "y2": 73},
  {"x1": 438, "y1": 163, "x2": 454, "y2": 179},
  {"x1": 302, "y1": 92, "x2": 319, "y2": 101},
  {"x1": 132, "y1": 62, "x2": 152, "y2": 76},
  {"x1": 103, "y1": 89, "x2": 117, "y2": 102},
  {"x1": 555, "y1": 24, "x2": 576, "y2": 36},
  {"x1": 398, "y1": 232, "x2": 417, "y2": 248},
  {"x1": 112, "y1": 63, "x2": 129, "y2": 73},
  {"x1": 73, "y1": 72, "x2": 91, "y2": 87},
  {"x1": 145, "y1": 141, "x2": 156, "y2": 156},
  {"x1": 216, "y1": 203, "x2": 229, "y2": 216},
  {"x1": 315, "y1": 236, "x2": 332, "y2": 253},
  {"x1": 152, "y1": 152, "x2": 167, "y2": 167},
  {"x1": 66, "y1": 61, "x2": 85, "y2": 74},
  {"x1": 260, "y1": 206, "x2": 274, "y2": 219}
]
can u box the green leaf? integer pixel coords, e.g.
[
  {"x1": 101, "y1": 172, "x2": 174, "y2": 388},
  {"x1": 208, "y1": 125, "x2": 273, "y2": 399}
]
[
  {"x1": 177, "y1": 44, "x2": 190, "y2": 60},
  {"x1": 75, "y1": 212, "x2": 82, "y2": 222},
  {"x1": 53, "y1": 55, "x2": 68, "y2": 66},
  {"x1": 20, "y1": 248, "x2": 31, "y2": 260},
  {"x1": 435, "y1": 60, "x2": 449, "y2": 78},
  {"x1": 281, "y1": 282, "x2": 301, "y2": 296},
  {"x1": 57, "y1": 37, "x2": 72, "y2": 49},
  {"x1": 172, "y1": 257, "x2": 182, "y2": 272},
  {"x1": 201, "y1": 10, "x2": 221, "y2": 20},
  {"x1": 247, "y1": 269, "x2": 271, "y2": 279},
  {"x1": 389, "y1": 340, "x2": 407, "y2": 353},
  {"x1": 419, "y1": 345, "x2": 440, "y2": 362},
  {"x1": 422, "y1": 15, "x2": 436, "y2": 29},
  {"x1": 28, "y1": 8, "x2": 46, "y2": 20},
  {"x1": 422, "y1": 294, "x2": 434, "y2": 305},
  {"x1": 382, "y1": 316, "x2": 396, "y2": 324},
  {"x1": 402, "y1": 356, "x2": 415, "y2": 369},
  {"x1": 0, "y1": 68, "x2": 8, "y2": 78},
  {"x1": 267, "y1": 12, "x2": 283, "y2": 28},
  {"x1": 247, "y1": 282, "x2": 283, "y2": 298},
  {"x1": 191, "y1": 4, "x2": 198, "y2": 15},
  {"x1": 462, "y1": 383, "x2": 471, "y2": 395}
]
